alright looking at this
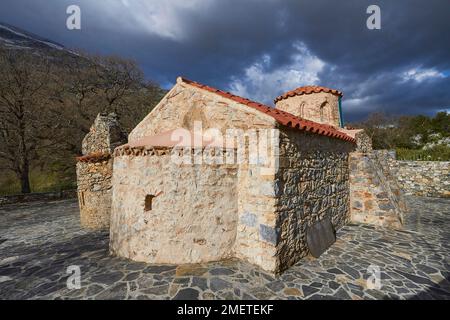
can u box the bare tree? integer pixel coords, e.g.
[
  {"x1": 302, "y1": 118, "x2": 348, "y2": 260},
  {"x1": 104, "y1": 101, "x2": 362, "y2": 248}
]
[
  {"x1": 0, "y1": 48, "x2": 164, "y2": 194},
  {"x1": 51, "y1": 52, "x2": 163, "y2": 155},
  {"x1": 0, "y1": 48, "x2": 52, "y2": 193}
]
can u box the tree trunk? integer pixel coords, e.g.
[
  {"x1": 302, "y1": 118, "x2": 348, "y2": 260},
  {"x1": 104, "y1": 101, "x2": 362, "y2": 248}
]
[{"x1": 20, "y1": 161, "x2": 31, "y2": 194}]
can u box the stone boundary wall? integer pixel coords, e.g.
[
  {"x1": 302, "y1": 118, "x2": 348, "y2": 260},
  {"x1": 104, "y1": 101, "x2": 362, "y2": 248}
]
[
  {"x1": 375, "y1": 150, "x2": 450, "y2": 198},
  {"x1": 349, "y1": 152, "x2": 406, "y2": 229},
  {"x1": 0, "y1": 189, "x2": 77, "y2": 206}
]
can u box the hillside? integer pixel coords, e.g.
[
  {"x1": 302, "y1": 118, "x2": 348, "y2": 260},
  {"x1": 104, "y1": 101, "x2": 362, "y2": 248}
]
[
  {"x1": 0, "y1": 22, "x2": 71, "y2": 52},
  {"x1": 0, "y1": 22, "x2": 165, "y2": 195}
]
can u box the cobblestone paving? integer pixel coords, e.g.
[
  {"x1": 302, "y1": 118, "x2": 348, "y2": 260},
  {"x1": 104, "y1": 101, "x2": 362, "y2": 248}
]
[{"x1": 0, "y1": 196, "x2": 449, "y2": 300}]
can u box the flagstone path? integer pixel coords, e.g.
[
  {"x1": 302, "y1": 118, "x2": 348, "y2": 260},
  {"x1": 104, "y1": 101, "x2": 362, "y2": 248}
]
[{"x1": 0, "y1": 196, "x2": 448, "y2": 300}]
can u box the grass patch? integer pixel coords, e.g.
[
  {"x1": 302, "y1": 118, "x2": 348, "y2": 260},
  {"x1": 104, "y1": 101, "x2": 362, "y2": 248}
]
[
  {"x1": 0, "y1": 169, "x2": 76, "y2": 196},
  {"x1": 396, "y1": 145, "x2": 450, "y2": 161}
]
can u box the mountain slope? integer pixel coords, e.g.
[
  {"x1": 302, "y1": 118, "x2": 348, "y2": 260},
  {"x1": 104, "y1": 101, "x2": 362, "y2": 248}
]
[{"x1": 0, "y1": 22, "x2": 76, "y2": 56}]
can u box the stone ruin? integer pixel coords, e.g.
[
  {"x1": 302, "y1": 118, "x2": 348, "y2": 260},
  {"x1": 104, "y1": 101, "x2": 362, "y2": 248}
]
[
  {"x1": 76, "y1": 113, "x2": 127, "y2": 230},
  {"x1": 76, "y1": 77, "x2": 407, "y2": 274}
]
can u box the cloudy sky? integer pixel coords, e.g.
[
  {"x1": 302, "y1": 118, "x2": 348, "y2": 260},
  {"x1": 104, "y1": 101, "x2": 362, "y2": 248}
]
[{"x1": 0, "y1": 0, "x2": 449, "y2": 121}]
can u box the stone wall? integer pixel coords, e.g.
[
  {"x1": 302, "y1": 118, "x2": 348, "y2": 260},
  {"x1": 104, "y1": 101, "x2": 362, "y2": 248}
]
[
  {"x1": 354, "y1": 131, "x2": 373, "y2": 153},
  {"x1": 110, "y1": 147, "x2": 238, "y2": 264},
  {"x1": 109, "y1": 131, "x2": 355, "y2": 274},
  {"x1": 82, "y1": 113, "x2": 127, "y2": 154},
  {"x1": 376, "y1": 151, "x2": 450, "y2": 198},
  {"x1": 275, "y1": 92, "x2": 340, "y2": 127},
  {"x1": 349, "y1": 151, "x2": 406, "y2": 229},
  {"x1": 275, "y1": 130, "x2": 354, "y2": 272},
  {"x1": 76, "y1": 113, "x2": 127, "y2": 230},
  {"x1": 234, "y1": 132, "x2": 280, "y2": 273},
  {"x1": 76, "y1": 158, "x2": 113, "y2": 229}
]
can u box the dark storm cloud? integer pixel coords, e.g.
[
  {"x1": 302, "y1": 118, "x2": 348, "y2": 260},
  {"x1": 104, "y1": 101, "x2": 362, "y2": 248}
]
[{"x1": 0, "y1": 0, "x2": 449, "y2": 121}]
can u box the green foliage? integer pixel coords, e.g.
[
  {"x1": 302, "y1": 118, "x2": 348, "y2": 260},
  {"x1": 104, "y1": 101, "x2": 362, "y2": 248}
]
[
  {"x1": 431, "y1": 112, "x2": 450, "y2": 137},
  {"x1": 396, "y1": 145, "x2": 450, "y2": 161},
  {"x1": 352, "y1": 112, "x2": 450, "y2": 160}
]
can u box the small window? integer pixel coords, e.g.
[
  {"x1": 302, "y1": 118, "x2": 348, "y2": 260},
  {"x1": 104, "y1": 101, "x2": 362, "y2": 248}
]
[
  {"x1": 300, "y1": 102, "x2": 306, "y2": 117},
  {"x1": 320, "y1": 101, "x2": 328, "y2": 123},
  {"x1": 78, "y1": 191, "x2": 85, "y2": 207},
  {"x1": 145, "y1": 195, "x2": 155, "y2": 211}
]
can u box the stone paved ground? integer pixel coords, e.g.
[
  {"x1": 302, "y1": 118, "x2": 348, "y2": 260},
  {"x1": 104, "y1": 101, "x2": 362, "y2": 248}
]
[{"x1": 0, "y1": 196, "x2": 449, "y2": 300}]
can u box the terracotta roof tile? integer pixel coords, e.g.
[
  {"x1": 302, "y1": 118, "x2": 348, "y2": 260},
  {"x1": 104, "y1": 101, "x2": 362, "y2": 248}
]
[
  {"x1": 178, "y1": 77, "x2": 355, "y2": 143},
  {"x1": 274, "y1": 85, "x2": 343, "y2": 103}
]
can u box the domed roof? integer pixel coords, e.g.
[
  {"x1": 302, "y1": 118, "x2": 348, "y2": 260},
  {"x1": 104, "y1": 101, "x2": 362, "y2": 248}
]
[{"x1": 274, "y1": 85, "x2": 343, "y2": 103}]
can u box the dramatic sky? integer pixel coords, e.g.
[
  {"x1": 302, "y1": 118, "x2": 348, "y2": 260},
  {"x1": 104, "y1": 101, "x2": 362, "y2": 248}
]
[{"x1": 0, "y1": 0, "x2": 449, "y2": 121}]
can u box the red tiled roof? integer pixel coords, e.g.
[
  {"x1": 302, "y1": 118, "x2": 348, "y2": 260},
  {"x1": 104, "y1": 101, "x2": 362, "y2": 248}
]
[
  {"x1": 274, "y1": 86, "x2": 343, "y2": 103},
  {"x1": 179, "y1": 77, "x2": 355, "y2": 143}
]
